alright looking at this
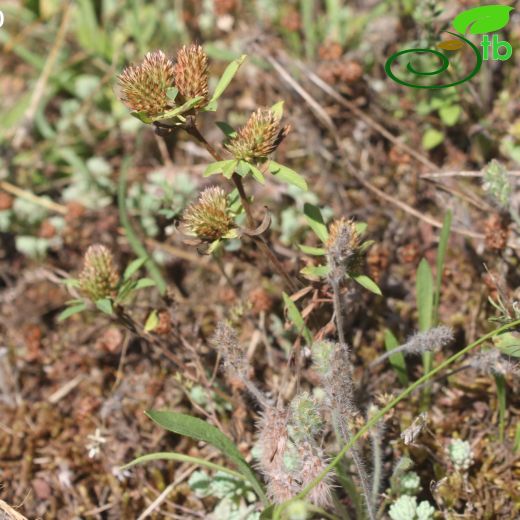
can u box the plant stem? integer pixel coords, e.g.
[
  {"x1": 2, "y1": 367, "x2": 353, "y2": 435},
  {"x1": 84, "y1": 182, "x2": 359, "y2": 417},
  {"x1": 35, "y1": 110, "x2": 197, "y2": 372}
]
[
  {"x1": 330, "y1": 277, "x2": 376, "y2": 520},
  {"x1": 184, "y1": 120, "x2": 298, "y2": 292}
]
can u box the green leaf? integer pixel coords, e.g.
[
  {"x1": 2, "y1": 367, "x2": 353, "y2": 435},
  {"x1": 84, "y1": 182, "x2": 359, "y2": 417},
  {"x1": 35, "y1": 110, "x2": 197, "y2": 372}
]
[
  {"x1": 204, "y1": 160, "x2": 236, "y2": 177},
  {"x1": 268, "y1": 161, "x2": 308, "y2": 191},
  {"x1": 209, "y1": 54, "x2": 247, "y2": 103},
  {"x1": 123, "y1": 257, "x2": 147, "y2": 281},
  {"x1": 270, "y1": 101, "x2": 284, "y2": 118},
  {"x1": 433, "y1": 211, "x2": 452, "y2": 325},
  {"x1": 121, "y1": 451, "x2": 246, "y2": 481},
  {"x1": 58, "y1": 302, "x2": 87, "y2": 322},
  {"x1": 300, "y1": 264, "x2": 330, "y2": 279},
  {"x1": 453, "y1": 5, "x2": 513, "y2": 35},
  {"x1": 166, "y1": 86, "x2": 179, "y2": 101},
  {"x1": 282, "y1": 292, "x2": 313, "y2": 346},
  {"x1": 130, "y1": 111, "x2": 154, "y2": 124},
  {"x1": 236, "y1": 160, "x2": 250, "y2": 177},
  {"x1": 355, "y1": 222, "x2": 368, "y2": 235},
  {"x1": 222, "y1": 160, "x2": 238, "y2": 179},
  {"x1": 422, "y1": 128, "x2": 445, "y2": 150},
  {"x1": 145, "y1": 410, "x2": 267, "y2": 504},
  {"x1": 352, "y1": 274, "x2": 382, "y2": 295},
  {"x1": 416, "y1": 259, "x2": 434, "y2": 331},
  {"x1": 202, "y1": 99, "x2": 218, "y2": 112},
  {"x1": 216, "y1": 121, "x2": 237, "y2": 138},
  {"x1": 134, "y1": 278, "x2": 157, "y2": 290},
  {"x1": 144, "y1": 310, "x2": 159, "y2": 332},
  {"x1": 494, "y1": 332, "x2": 520, "y2": 357},
  {"x1": 439, "y1": 105, "x2": 462, "y2": 126},
  {"x1": 303, "y1": 203, "x2": 329, "y2": 243},
  {"x1": 417, "y1": 258, "x2": 434, "y2": 379},
  {"x1": 384, "y1": 329, "x2": 409, "y2": 386},
  {"x1": 298, "y1": 244, "x2": 326, "y2": 256},
  {"x1": 95, "y1": 298, "x2": 113, "y2": 315},
  {"x1": 247, "y1": 163, "x2": 266, "y2": 184},
  {"x1": 154, "y1": 96, "x2": 204, "y2": 121}
]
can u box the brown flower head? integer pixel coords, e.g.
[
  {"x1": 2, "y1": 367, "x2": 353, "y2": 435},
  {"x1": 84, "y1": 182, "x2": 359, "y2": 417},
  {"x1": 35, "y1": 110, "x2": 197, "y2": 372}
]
[
  {"x1": 79, "y1": 245, "x2": 119, "y2": 301},
  {"x1": 183, "y1": 186, "x2": 234, "y2": 242},
  {"x1": 225, "y1": 108, "x2": 290, "y2": 161},
  {"x1": 118, "y1": 50, "x2": 175, "y2": 117},
  {"x1": 326, "y1": 218, "x2": 361, "y2": 280},
  {"x1": 174, "y1": 44, "x2": 209, "y2": 108}
]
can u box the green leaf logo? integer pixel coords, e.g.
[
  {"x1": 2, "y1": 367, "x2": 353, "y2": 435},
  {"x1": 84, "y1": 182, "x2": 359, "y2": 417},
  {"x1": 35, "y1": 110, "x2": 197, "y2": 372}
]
[{"x1": 453, "y1": 5, "x2": 514, "y2": 35}]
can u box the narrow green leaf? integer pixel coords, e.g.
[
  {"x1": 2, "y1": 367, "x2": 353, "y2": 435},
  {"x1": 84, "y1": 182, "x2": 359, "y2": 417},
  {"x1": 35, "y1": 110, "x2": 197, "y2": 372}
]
[
  {"x1": 433, "y1": 211, "x2": 452, "y2": 325},
  {"x1": 303, "y1": 203, "x2": 329, "y2": 243},
  {"x1": 95, "y1": 298, "x2": 113, "y2": 315},
  {"x1": 134, "y1": 278, "x2": 157, "y2": 290},
  {"x1": 124, "y1": 257, "x2": 147, "y2": 281},
  {"x1": 494, "y1": 332, "x2": 520, "y2": 357},
  {"x1": 248, "y1": 163, "x2": 266, "y2": 184},
  {"x1": 270, "y1": 101, "x2": 284, "y2": 118},
  {"x1": 210, "y1": 54, "x2": 247, "y2": 103},
  {"x1": 282, "y1": 292, "x2": 313, "y2": 346},
  {"x1": 384, "y1": 329, "x2": 409, "y2": 386},
  {"x1": 204, "y1": 160, "x2": 236, "y2": 177},
  {"x1": 514, "y1": 422, "x2": 520, "y2": 453},
  {"x1": 352, "y1": 274, "x2": 382, "y2": 295},
  {"x1": 58, "y1": 303, "x2": 87, "y2": 322},
  {"x1": 298, "y1": 244, "x2": 326, "y2": 256},
  {"x1": 130, "y1": 111, "x2": 153, "y2": 124},
  {"x1": 154, "y1": 96, "x2": 204, "y2": 121},
  {"x1": 216, "y1": 121, "x2": 237, "y2": 138},
  {"x1": 121, "y1": 451, "x2": 246, "y2": 481},
  {"x1": 145, "y1": 410, "x2": 267, "y2": 504},
  {"x1": 268, "y1": 161, "x2": 308, "y2": 191},
  {"x1": 144, "y1": 310, "x2": 159, "y2": 332},
  {"x1": 202, "y1": 99, "x2": 218, "y2": 112},
  {"x1": 417, "y1": 258, "x2": 434, "y2": 381},
  {"x1": 300, "y1": 264, "x2": 330, "y2": 279}
]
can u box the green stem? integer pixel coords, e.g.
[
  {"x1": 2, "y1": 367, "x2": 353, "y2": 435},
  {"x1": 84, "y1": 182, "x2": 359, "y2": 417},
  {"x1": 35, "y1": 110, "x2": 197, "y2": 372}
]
[
  {"x1": 120, "y1": 451, "x2": 246, "y2": 481},
  {"x1": 274, "y1": 318, "x2": 520, "y2": 517},
  {"x1": 118, "y1": 158, "x2": 166, "y2": 295}
]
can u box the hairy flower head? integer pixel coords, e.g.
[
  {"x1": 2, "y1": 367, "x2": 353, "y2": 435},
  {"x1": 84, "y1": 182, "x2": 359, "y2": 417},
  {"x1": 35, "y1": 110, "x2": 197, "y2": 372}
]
[
  {"x1": 118, "y1": 50, "x2": 176, "y2": 117},
  {"x1": 79, "y1": 244, "x2": 119, "y2": 301},
  {"x1": 173, "y1": 44, "x2": 209, "y2": 108},
  {"x1": 183, "y1": 186, "x2": 235, "y2": 242},
  {"x1": 326, "y1": 218, "x2": 361, "y2": 279},
  {"x1": 225, "y1": 108, "x2": 290, "y2": 161}
]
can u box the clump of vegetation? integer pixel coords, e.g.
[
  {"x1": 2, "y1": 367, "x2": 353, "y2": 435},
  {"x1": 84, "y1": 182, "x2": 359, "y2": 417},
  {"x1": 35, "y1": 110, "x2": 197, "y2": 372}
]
[{"x1": 1, "y1": 2, "x2": 520, "y2": 519}]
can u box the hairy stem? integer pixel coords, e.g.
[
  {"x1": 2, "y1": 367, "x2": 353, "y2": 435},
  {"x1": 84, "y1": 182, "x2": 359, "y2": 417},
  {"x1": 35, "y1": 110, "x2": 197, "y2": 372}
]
[
  {"x1": 334, "y1": 413, "x2": 376, "y2": 520},
  {"x1": 184, "y1": 120, "x2": 298, "y2": 292},
  {"x1": 330, "y1": 276, "x2": 375, "y2": 520}
]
